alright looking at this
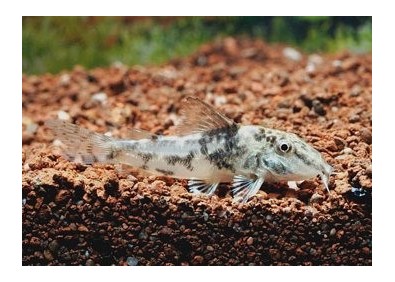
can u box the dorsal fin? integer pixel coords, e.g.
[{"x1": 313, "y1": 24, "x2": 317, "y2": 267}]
[
  {"x1": 175, "y1": 97, "x2": 235, "y2": 136},
  {"x1": 126, "y1": 129, "x2": 159, "y2": 140}
]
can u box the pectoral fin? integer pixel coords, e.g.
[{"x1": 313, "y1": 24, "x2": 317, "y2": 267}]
[
  {"x1": 188, "y1": 179, "x2": 219, "y2": 196},
  {"x1": 232, "y1": 175, "x2": 264, "y2": 203}
]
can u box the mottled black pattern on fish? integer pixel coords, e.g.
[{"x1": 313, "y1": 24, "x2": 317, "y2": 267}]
[
  {"x1": 198, "y1": 124, "x2": 248, "y2": 172},
  {"x1": 261, "y1": 158, "x2": 288, "y2": 175},
  {"x1": 165, "y1": 151, "x2": 195, "y2": 171},
  {"x1": 295, "y1": 149, "x2": 312, "y2": 166},
  {"x1": 155, "y1": 168, "x2": 175, "y2": 175},
  {"x1": 243, "y1": 152, "x2": 262, "y2": 170},
  {"x1": 253, "y1": 128, "x2": 266, "y2": 142}
]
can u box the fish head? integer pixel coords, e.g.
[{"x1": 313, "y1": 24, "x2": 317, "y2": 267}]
[{"x1": 258, "y1": 129, "x2": 333, "y2": 191}]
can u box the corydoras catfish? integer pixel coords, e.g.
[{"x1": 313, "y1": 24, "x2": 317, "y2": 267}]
[{"x1": 46, "y1": 97, "x2": 333, "y2": 203}]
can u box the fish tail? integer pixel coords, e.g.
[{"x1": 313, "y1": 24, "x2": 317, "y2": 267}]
[{"x1": 45, "y1": 120, "x2": 116, "y2": 164}]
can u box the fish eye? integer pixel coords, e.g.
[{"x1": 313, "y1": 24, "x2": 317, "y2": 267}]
[{"x1": 278, "y1": 142, "x2": 291, "y2": 153}]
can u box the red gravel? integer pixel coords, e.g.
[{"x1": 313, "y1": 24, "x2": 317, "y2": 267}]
[{"x1": 22, "y1": 37, "x2": 372, "y2": 265}]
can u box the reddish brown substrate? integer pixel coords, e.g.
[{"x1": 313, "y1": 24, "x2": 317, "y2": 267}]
[{"x1": 22, "y1": 38, "x2": 372, "y2": 265}]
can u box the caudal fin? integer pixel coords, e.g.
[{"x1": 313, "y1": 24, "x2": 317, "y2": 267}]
[{"x1": 45, "y1": 120, "x2": 115, "y2": 164}]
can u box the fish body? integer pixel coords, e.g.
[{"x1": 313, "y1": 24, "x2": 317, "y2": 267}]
[{"x1": 46, "y1": 97, "x2": 332, "y2": 203}]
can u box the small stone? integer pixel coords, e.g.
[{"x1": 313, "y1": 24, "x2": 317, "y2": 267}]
[
  {"x1": 26, "y1": 123, "x2": 38, "y2": 135},
  {"x1": 366, "y1": 165, "x2": 372, "y2": 178},
  {"x1": 348, "y1": 114, "x2": 360, "y2": 123},
  {"x1": 350, "y1": 85, "x2": 362, "y2": 97},
  {"x1": 57, "y1": 110, "x2": 70, "y2": 121},
  {"x1": 310, "y1": 193, "x2": 324, "y2": 203},
  {"x1": 334, "y1": 137, "x2": 346, "y2": 151},
  {"x1": 48, "y1": 240, "x2": 59, "y2": 253},
  {"x1": 127, "y1": 256, "x2": 139, "y2": 266},
  {"x1": 44, "y1": 249, "x2": 54, "y2": 261},
  {"x1": 283, "y1": 47, "x2": 302, "y2": 61},
  {"x1": 330, "y1": 228, "x2": 336, "y2": 237},
  {"x1": 246, "y1": 237, "x2": 254, "y2": 245},
  {"x1": 308, "y1": 54, "x2": 323, "y2": 66},
  {"x1": 91, "y1": 92, "x2": 108, "y2": 105},
  {"x1": 309, "y1": 248, "x2": 317, "y2": 256},
  {"x1": 78, "y1": 225, "x2": 89, "y2": 232},
  {"x1": 342, "y1": 147, "x2": 354, "y2": 155},
  {"x1": 362, "y1": 247, "x2": 370, "y2": 255},
  {"x1": 312, "y1": 100, "x2": 326, "y2": 116},
  {"x1": 55, "y1": 190, "x2": 71, "y2": 203},
  {"x1": 206, "y1": 246, "x2": 214, "y2": 251},
  {"x1": 22, "y1": 198, "x2": 27, "y2": 206},
  {"x1": 332, "y1": 60, "x2": 342, "y2": 68},
  {"x1": 360, "y1": 128, "x2": 372, "y2": 145},
  {"x1": 203, "y1": 212, "x2": 209, "y2": 221},
  {"x1": 86, "y1": 259, "x2": 95, "y2": 266},
  {"x1": 59, "y1": 74, "x2": 70, "y2": 85},
  {"x1": 193, "y1": 255, "x2": 204, "y2": 264}
]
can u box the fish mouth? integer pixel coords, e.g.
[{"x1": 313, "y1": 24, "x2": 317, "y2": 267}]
[{"x1": 319, "y1": 165, "x2": 333, "y2": 193}]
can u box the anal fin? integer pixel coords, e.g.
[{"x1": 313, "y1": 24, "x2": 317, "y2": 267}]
[
  {"x1": 232, "y1": 175, "x2": 264, "y2": 203},
  {"x1": 188, "y1": 179, "x2": 219, "y2": 196}
]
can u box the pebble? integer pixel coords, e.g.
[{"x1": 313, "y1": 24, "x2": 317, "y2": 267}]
[
  {"x1": 348, "y1": 114, "x2": 360, "y2": 123},
  {"x1": 360, "y1": 128, "x2": 372, "y2": 145},
  {"x1": 343, "y1": 147, "x2": 354, "y2": 155},
  {"x1": 91, "y1": 92, "x2": 108, "y2": 105},
  {"x1": 86, "y1": 259, "x2": 95, "y2": 266},
  {"x1": 362, "y1": 247, "x2": 370, "y2": 255},
  {"x1": 246, "y1": 237, "x2": 254, "y2": 245},
  {"x1": 127, "y1": 256, "x2": 139, "y2": 266},
  {"x1": 59, "y1": 74, "x2": 70, "y2": 85},
  {"x1": 206, "y1": 246, "x2": 214, "y2": 251},
  {"x1": 57, "y1": 110, "x2": 70, "y2": 121},
  {"x1": 350, "y1": 85, "x2": 362, "y2": 97},
  {"x1": 26, "y1": 123, "x2": 38, "y2": 134},
  {"x1": 193, "y1": 255, "x2": 204, "y2": 264},
  {"x1": 22, "y1": 198, "x2": 27, "y2": 206},
  {"x1": 283, "y1": 47, "x2": 302, "y2": 61},
  {"x1": 312, "y1": 100, "x2": 326, "y2": 116},
  {"x1": 330, "y1": 228, "x2": 336, "y2": 237},
  {"x1": 43, "y1": 249, "x2": 54, "y2": 261},
  {"x1": 203, "y1": 212, "x2": 209, "y2": 221},
  {"x1": 48, "y1": 240, "x2": 59, "y2": 253},
  {"x1": 310, "y1": 193, "x2": 324, "y2": 203},
  {"x1": 332, "y1": 60, "x2": 342, "y2": 68},
  {"x1": 366, "y1": 165, "x2": 372, "y2": 177}
]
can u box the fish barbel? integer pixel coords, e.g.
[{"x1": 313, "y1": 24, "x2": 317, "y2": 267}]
[{"x1": 46, "y1": 97, "x2": 332, "y2": 203}]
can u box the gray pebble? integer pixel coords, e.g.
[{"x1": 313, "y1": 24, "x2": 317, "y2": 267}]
[
  {"x1": 127, "y1": 256, "x2": 139, "y2": 266},
  {"x1": 330, "y1": 228, "x2": 336, "y2": 237},
  {"x1": 349, "y1": 114, "x2": 360, "y2": 123}
]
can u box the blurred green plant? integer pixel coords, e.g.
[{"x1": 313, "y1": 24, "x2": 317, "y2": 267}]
[{"x1": 22, "y1": 16, "x2": 371, "y2": 74}]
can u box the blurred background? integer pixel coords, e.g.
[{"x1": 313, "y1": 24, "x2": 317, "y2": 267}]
[{"x1": 22, "y1": 16, "x2": 372, "y2": 75}]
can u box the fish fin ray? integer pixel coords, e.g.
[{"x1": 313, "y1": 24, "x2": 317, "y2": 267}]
[
  {"x1": 232, "y1": 175, "x2": 264, "y2": 203},
  {"x1": 175, "y1": 97, "x2": 236, "y2": 136},
  {"x1": 188, "y1": 179, "x2": 219, "y2": 196},
  {"x1": 46, "y1": 119, "x2": 114, "y2": 164},
  {"x1": 126, "y1": 128, "x2": 158, "y2": 140}
]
